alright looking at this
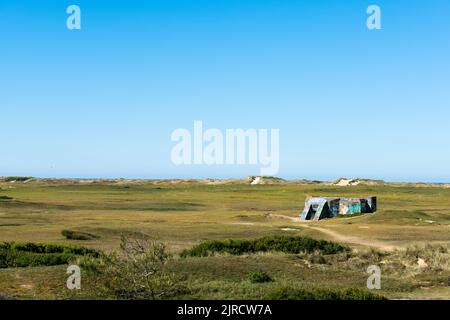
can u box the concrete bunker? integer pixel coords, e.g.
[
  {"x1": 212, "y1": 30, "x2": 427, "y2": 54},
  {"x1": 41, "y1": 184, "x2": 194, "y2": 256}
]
[{"x1": 300, "y1": 196, "x2": 377, "y2": 221}]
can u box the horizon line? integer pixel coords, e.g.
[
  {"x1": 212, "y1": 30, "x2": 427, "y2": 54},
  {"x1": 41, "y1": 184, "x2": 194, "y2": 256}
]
[{"x1": 1, "y1": 175, "x2": 449, "y2": 185}]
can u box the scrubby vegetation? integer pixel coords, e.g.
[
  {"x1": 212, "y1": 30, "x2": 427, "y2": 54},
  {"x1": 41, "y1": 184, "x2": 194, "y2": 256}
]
[
  {"x1": 345, "y1": 244, "x2": 450, "y2": 277},
  {"x1": 180, "y1": 236, "x2": 349, "y2": 258},
  {"x1": 248, "y1": 271, "x2": 273, "y2": 283},
  {"x1": 62, "y1": 230, "x2": 100, "y2": 240},
  {"x1": 266, "y1": 286, "x2": 385, "y2": 300},
  {"x1": 77, "y1": 236, "x2": 185, "y2": 300},
  {"x1": 0, "y1": 242, "x2": 99, "y2": 268}
]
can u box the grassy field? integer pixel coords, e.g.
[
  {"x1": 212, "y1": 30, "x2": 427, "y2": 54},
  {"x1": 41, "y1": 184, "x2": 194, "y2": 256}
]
[{"x1": 1, "y1": 179, "x2": 450, "y2": 299}]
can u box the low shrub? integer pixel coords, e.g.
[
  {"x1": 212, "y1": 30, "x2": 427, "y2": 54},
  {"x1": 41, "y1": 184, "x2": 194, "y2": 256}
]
[
  {"x1": 266, "y1": 286, "x2": 385, "y2": 300},
  {"x1": 2, "y1": 177, "x2": 33, "y2": 182},
  {"x1": 0, "y1": 242, "x2": 99, "y2": 255},
  {"x1": 0, "y1": 242, "x2": 99, "y2": 268},
  {"x1": 78, "y1": 236, "x2": 186, "y2": 300},
  {"x1": 62, "y1": 230, "x2": 100, "y2": 240},
  {"x1": 248, "y1": 271, "x2": 273, "y2": 283},
  {"x1": 180, "y1": 236, "x2": 349, "y2": 258}
]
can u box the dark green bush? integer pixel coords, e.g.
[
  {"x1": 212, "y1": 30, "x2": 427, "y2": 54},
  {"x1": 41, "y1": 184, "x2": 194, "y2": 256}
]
[
  {"x1": 62, "y1": 230, "x2": 100, "y2": 240},
  {"x1": 266, "y1": 286, "x2": 386, "y2": 300},
  {"x1": 180, "y1": 236, "x2": 349, "y2": 258},
  {"x1": 0, "y1": 242, "x2": 99, "y2": 255},
  {"x1": 2, "y1": 177, "x2": 33, "y2": 182},
  {"x1": 0, "y1": 242, "x2": 99, "y2": 268},
  {"x1": 248, "y1": 271, "x2": 273, "y2": 283}
]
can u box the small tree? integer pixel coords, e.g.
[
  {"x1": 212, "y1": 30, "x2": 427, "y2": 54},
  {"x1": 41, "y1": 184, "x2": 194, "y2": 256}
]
[{"x1": 80, "y1": 236, "x2": 183, "y2": 299}]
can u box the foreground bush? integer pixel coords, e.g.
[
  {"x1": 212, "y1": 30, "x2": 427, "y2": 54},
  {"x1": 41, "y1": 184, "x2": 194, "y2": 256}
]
[
  {"x1": 0, "y1": 242, "x2": 99, "y2": 268},
  {"x1": 266, "y1": 286, "x2": 385, "y2": 300},
  {"x1": 62, "y1": 230, "x2": 100, "y2": 240},
  {"x1": 78, "y1": 236, "x2": 185, "y2": 300},
  {"x1": 180, "y1": 236, "x2": 349, "y2": 258}
]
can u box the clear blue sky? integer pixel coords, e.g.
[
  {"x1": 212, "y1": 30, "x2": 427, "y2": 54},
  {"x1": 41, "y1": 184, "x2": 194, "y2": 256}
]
[{"x1": 1, "y1": 0, "x2": 449, "y2": 182}]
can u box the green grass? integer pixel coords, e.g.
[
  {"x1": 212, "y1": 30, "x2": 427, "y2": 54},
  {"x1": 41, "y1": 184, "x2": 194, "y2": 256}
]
[{"x1": 0, "y1": 179, "x2": 449, "y2": 299}]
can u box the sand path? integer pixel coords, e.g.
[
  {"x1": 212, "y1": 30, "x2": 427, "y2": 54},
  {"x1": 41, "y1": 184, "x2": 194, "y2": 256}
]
[{"x1": 270, "y1": 214, "x2": 399, "y2": 251}]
